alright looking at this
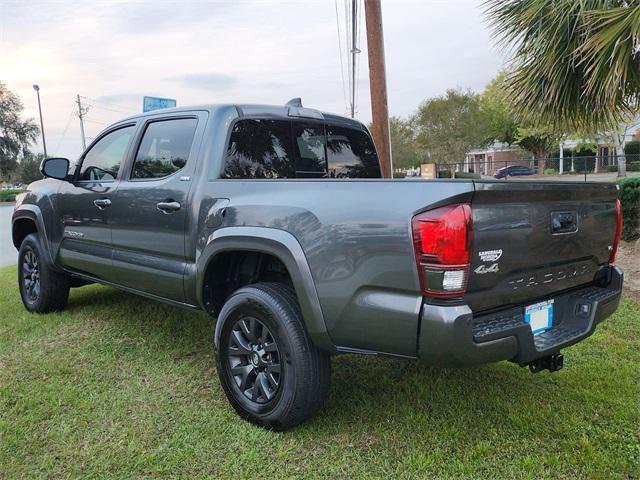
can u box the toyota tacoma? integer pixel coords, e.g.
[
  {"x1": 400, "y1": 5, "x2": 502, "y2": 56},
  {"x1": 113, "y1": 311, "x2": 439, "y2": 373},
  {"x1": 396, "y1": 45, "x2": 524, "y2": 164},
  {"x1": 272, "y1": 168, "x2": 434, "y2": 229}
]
[{"x1": 12, "y1": 99, "x2": 623, "y2": 430}]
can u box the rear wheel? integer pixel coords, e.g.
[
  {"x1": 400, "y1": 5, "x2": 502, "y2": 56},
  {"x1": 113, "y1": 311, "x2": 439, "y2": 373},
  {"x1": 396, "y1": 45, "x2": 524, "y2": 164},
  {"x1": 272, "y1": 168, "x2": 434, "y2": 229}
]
[
  {"x1": 18, "y1": 233, "x2": 70, "y2": 313},
  {"x1": 215, "y1": 283, "x2": 331, "y2": 431}
]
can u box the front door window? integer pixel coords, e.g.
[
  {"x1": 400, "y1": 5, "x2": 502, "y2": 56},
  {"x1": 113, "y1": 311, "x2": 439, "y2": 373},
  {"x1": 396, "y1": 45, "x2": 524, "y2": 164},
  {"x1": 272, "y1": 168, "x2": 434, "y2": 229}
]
[{"x1": 78, "y1": 126, "x2": 135, "y2": 181}]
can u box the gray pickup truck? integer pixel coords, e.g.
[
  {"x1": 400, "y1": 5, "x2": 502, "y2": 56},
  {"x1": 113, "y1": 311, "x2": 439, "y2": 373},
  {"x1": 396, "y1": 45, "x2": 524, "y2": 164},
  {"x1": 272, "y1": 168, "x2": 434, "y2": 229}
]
[{"x1": 12, "y1": 100, "x2": 623, "y2": 430}]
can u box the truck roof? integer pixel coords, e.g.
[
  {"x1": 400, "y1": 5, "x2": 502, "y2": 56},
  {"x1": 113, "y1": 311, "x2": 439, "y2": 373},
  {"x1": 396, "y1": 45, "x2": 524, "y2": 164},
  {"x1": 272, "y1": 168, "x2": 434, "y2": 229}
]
[{"x1": 118, "y1": 102, "x2": 366, "y2": 129}]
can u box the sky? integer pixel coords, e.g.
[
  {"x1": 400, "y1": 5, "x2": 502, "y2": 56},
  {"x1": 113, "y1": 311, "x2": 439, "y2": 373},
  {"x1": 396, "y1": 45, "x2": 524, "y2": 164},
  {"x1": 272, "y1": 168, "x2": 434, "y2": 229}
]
[{"x1": 1, "y1": 0, "x2": 509, "y2": 160}]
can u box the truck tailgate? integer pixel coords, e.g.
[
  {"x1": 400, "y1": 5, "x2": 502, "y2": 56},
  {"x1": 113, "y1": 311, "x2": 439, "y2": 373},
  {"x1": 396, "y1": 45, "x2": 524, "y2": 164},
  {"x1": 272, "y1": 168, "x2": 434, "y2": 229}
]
[{"x1": 466, "y1": 181, "x2": 619, "y2": 313}]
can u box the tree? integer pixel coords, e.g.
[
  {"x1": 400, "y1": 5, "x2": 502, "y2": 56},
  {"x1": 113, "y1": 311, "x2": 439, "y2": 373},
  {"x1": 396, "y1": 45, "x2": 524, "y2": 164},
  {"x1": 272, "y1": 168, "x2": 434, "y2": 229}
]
[
  {"x1": 388, "y1": 116, "x2": 421, "y2": 171},
  {"x1": 479, "y1": 71, "x2": 519, "y2": 146},
  {"x1": 19, "y1": 152, "x2": 44, "y2": 184},
  {"x1": 516, "y1": 125, "x2": 563, "y2": 174},
  {"x1": 413, "y1": 89, "x2": 489, "y2": 175},
  {"x1": 599, "y1": 118, "x2": 635, "y2": 177},
  {"x1": 0, "y1": 82, "x2": 39, "y2": 181},
  {"x1": 484, "y1": 0, "x2": 640, "y2": 177}
]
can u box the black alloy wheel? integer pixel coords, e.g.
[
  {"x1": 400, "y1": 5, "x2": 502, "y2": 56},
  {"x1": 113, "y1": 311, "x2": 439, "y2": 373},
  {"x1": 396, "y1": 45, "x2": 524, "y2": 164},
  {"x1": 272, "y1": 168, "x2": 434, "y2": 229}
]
[
  {"x1": 18, "y1": 233, "x2": 70, "y2": 313},
  {"x1": 227, "y1": 317, "x2": 282, "y2": 404},
  {"x1": 22, "y1": 248, "x2": 40, "y2": 303},
  {"x1": 215, "y1": 283, "x2": 331, "y2": 431}
]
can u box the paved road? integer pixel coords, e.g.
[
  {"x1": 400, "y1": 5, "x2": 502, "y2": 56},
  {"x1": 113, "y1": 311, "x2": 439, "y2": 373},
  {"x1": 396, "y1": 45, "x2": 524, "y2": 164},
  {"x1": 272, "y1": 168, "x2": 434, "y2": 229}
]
[{"x1": 1, "y1": 204, "x2": 17, "y2": 267}]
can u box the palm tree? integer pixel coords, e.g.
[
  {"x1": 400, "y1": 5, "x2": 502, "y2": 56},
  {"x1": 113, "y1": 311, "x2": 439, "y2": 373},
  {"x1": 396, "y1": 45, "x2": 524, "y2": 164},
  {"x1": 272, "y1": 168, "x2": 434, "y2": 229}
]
[{"x1": 484, "y1": 0, "x2": 640, "y2": 177}]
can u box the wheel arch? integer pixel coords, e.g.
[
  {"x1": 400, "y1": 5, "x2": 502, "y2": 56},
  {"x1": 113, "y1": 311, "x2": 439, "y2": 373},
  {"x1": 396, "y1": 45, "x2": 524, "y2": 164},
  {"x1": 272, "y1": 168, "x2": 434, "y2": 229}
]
[
  {"x1": 197, "y1": 227, "x2": 335, "y2": 353},
  {"x1": 12, "y1": 206, "x2": 57, "y2": 268}
]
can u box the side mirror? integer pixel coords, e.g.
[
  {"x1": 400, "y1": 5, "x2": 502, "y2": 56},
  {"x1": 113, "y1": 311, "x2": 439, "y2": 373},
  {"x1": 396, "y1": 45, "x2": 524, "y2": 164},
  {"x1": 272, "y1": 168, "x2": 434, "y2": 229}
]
[{"x1": 40, "y1": 157, "x2": 70, "y2": 180}]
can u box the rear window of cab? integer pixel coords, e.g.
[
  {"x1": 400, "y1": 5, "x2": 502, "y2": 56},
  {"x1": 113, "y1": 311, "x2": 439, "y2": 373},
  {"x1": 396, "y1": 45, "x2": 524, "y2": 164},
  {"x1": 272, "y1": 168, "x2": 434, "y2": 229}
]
[{"x1": 223, "y1": 119, "x2": 381, "y2": 179}]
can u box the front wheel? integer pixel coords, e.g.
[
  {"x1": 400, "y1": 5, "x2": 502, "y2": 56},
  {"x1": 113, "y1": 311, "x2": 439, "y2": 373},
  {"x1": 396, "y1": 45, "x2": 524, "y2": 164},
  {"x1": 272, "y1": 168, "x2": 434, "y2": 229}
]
[
  {"x1": 215, "y1": 283, "x2": 331, "y2": 431},
  {"x1": 18, "y1": 233, "x2": 70, "y2": 313}
]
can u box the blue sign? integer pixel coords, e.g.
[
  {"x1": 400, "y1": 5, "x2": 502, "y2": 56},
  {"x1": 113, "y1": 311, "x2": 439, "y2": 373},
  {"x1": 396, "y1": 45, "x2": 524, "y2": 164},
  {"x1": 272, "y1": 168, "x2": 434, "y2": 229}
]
[{"x1": 143, "y1": 96, "x2": 177, "y2": 112}]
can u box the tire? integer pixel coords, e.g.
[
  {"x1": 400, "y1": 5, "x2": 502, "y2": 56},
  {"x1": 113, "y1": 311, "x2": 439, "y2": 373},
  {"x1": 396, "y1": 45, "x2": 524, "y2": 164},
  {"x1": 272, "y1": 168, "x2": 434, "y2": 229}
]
[
  {"x1": 215, "y1": 282, "x2": 331, "y2": 431},
  {"x1": 18, "y1": 233, "x2": 70, "y2": 313}
]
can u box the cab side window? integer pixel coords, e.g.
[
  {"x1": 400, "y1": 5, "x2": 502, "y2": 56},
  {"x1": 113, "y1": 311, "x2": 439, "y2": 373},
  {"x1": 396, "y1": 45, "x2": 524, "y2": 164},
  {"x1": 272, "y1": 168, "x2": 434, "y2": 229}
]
[
  {"x1": 131, "y1": 118, "x2": 198, "y2": 180},
  {"x1": 223, "y1": 119, "x2": 295, "y2": 179},
  {"x1": 78, "y1": 126, "x2": 135, "y2": 181},
  {"x1": 326, "y1": 125, "x2": 381, "y2": 178}
]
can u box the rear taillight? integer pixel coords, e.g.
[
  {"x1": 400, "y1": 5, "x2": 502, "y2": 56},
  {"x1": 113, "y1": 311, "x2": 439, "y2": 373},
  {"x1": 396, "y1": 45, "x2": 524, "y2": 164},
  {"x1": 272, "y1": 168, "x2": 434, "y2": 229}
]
[
  {"x1": 412, "y1": 203, "x2": 472, "y2": 298},
  {"x1": 609, "y1": 198, "x2": 622, "y2": 264}
]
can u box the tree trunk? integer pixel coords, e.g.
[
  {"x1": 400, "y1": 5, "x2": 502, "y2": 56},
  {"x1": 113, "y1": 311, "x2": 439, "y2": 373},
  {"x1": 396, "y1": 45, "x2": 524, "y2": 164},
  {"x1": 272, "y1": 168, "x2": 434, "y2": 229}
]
[
  {"x1": 613, "y1": 133, "x2": 626, "y2": 178},
  {"x1": 535, "y1": 147, "x2": 547, "y2": 175}
]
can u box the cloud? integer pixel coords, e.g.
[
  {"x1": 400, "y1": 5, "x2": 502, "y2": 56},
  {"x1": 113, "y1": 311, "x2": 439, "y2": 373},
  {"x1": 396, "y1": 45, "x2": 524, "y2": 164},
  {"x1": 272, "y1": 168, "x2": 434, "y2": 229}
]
[
  {"x1": 96, "y1": 94, "x2": 146, "y2": 104},
  {"x1": 107, "y1": 1, "x2": 243, "y2": 35},
  {"x1": 167, "y1": 73, "x2": 238, "y2": 91},
  {"x1": 4, "y1": 0, "x2": 508, "y2": 161}
]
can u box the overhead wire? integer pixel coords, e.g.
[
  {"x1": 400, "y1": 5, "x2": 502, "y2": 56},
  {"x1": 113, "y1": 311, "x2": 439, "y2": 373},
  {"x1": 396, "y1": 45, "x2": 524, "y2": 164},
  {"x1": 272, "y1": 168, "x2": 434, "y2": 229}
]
[
  {"x1": 78, "y1": 95, "x2": 135, "y2": 115},
  {"x1": 83, "y1": 118, "x2": 111, "y2": 126},
  {"x1": 53, "y1": 105, "x2": 76, "y2": 156},
  {"x1": 334, "y1": 0, "x2": 349, "y2": 114},
  {"x1": 355, "y1": 0, "x2": 363, "y2": 115},
  {"x1": 82, "y1": 102, "x2": 133, "y2": 116},
  {"x1": 345, "y1": 0, "x2": 352, "y2": 116}
]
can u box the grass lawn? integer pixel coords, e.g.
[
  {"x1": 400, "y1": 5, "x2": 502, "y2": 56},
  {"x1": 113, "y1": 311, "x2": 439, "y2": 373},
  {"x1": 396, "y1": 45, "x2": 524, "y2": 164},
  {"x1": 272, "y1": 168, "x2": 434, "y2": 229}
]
[{"x1": 0, "y1": 265, "x2": 638, "y2": 479}]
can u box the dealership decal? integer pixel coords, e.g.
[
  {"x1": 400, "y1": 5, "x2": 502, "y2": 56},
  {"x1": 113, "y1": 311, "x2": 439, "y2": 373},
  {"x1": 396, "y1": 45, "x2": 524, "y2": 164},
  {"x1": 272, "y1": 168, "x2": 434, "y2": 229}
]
[{"x1": 478, "y1": 249, "x2": 502, "y2": 262}]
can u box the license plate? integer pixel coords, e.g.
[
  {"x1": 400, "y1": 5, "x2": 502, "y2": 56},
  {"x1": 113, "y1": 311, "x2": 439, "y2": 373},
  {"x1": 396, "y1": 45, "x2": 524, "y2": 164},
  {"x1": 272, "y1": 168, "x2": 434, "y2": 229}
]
[{"x1": 524, "y1": 300, "x2": 554, "y2": 335}]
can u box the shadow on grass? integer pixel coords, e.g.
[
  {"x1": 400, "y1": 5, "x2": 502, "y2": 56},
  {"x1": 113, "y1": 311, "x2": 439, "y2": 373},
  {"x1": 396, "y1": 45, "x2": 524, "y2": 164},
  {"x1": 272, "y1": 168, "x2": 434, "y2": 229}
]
[{"x1": 62, "y1": 283, "x2": 577, "y2": 438}]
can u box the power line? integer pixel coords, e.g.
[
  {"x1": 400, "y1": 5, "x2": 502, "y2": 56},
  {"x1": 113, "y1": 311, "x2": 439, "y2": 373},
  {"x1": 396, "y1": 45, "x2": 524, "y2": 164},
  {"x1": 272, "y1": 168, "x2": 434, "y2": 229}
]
[
  {"x1": 350, "y1": 0, "x2": 358, "y2": 118},
  {"x1": 345, "y1": 0, "x2": 351, "y2": 116},
  {"x1": 84, "y1": 113, "x2": 117, "y2": 122},
  {"x1": 83, "y1": 118, "x2": 110, "y2": 126},
  {"x1": 341, "y1": 0, "x2": 361, "y2": 118},
  {"x1": 53, "y1": 105, "x2": 76, "y2": 156},
  {"x1": 82, "y1": 101, "x2": 133, "y2": 116},
  {"x1": 334, "y1": 0, "x2": 349, "y2": 114},
  {"x1": 355, "y1": 0, "x2": 363, "y2": 113},
  {"x1": 79, "y1": 95, "x2": 135, "y2": 115}
]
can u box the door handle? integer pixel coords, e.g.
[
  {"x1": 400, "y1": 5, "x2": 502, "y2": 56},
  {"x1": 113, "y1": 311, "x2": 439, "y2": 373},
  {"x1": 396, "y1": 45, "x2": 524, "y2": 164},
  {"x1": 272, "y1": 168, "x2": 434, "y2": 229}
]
[
  {"x1": 93, "y1": 198, "x2": 111, "y2": 209},
  {"x1": 156, "y1": 200, "x2": 181, "y2": 213}
]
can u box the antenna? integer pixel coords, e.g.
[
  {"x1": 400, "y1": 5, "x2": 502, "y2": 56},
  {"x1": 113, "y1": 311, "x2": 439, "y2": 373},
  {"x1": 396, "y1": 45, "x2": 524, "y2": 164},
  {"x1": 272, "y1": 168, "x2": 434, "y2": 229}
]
[{"x1": 285, "y1": 97, "x2": 303, "y2": 107}]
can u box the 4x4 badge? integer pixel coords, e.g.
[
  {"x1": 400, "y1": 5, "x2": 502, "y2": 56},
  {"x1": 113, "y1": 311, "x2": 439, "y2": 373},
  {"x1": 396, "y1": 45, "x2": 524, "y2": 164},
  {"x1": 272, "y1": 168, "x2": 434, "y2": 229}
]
[{"x1": 475, "y1": 263, "x2": 500, "y2": 274}]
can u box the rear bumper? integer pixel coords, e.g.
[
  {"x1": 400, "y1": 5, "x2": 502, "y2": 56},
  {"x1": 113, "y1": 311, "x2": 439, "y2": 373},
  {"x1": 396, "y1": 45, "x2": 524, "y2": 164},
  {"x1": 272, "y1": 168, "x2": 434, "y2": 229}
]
[{"x1": 418, "y1": 266, "x2": 623, "y2": 367}]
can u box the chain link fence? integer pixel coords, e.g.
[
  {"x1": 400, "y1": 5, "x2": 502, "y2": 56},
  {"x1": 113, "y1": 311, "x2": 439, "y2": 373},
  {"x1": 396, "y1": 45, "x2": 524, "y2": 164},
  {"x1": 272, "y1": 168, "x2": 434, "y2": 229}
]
[{"x1": 426, "y1": 154, "x2": 640, "y2": 182}]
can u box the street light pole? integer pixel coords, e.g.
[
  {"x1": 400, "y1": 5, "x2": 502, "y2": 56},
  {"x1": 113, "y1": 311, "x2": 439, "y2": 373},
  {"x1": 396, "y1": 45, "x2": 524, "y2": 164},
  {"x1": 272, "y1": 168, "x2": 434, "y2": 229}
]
[{"x1": 32, "y1": 84, "x2": 48, "y2": 158}]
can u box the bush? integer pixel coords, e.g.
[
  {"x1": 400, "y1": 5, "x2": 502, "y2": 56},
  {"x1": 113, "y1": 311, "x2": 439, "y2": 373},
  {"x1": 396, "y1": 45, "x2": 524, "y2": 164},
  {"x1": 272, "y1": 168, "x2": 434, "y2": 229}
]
[
  {"x1": 455, "y1": 172, "x2": 481, "y2": 179},
  {"x1": 605, "y1": 165, "x2": 619, "y2": 173},
  {"x1": 627, "y1": 161, "x2": 640, "y2": 172},
  {"x1": 0, "y1": 189, "x2": 24, "y2": 202},
  {"x1": 544, "y1": 168, "x2": 558, "y2": 175},
  {"x1": 624, "y1": 140, "x2": 640, "y2": 156},
  {"x1": 436, "y1": 171, "x2": 480, "y2": 179},
  {"x1": 393, "y1": 171, "x2": 406, "y2": 179},
  {"x1": 618, "y1": 177, "x2": 640, "y2": 241}
]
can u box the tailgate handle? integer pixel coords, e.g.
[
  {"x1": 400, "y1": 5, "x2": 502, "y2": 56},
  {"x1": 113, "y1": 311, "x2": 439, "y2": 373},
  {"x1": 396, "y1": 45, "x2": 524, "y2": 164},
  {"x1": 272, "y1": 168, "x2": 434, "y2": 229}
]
[{"x1": 551, "y1": 211, "x2": 578, "y2": 234}]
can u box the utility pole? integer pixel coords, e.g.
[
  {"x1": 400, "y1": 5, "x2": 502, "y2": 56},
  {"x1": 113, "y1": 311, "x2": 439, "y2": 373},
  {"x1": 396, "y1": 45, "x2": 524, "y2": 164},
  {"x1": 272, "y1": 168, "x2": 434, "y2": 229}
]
[
  {"x1": 32, "y1": 85, "x2": 47, "y2": 158},
  {"x1": 350, "y1": 0, "x2": 359, "y2": 118},
  {"x1": 364, "y1": 0, "x2": 392, "y2": 178},
  {"x1": 76, "y1": 94, "x2": 88, "y2": 151}
]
